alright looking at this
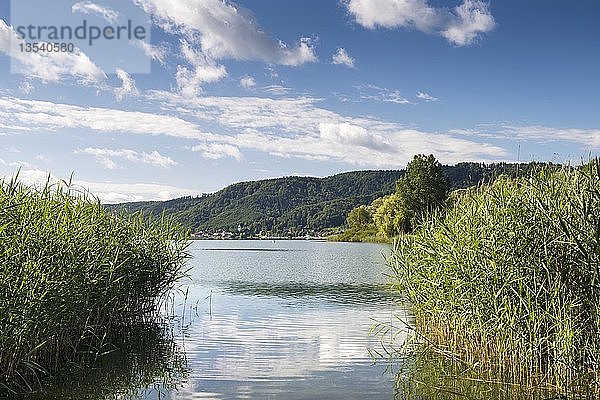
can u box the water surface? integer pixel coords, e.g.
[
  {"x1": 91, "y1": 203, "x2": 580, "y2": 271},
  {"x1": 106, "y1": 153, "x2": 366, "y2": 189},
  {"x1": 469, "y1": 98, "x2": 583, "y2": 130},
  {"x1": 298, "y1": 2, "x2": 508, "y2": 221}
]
[{"x1": 168, "y1": 240, "x2": 403, "y2": 399}]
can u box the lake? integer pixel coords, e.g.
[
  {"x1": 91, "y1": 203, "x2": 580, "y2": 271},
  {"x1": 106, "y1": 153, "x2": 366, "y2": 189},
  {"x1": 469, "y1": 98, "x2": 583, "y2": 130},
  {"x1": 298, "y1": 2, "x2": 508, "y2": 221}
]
[
  {"x1": 22, "y1": 240, "x2": 556, "y2": 400},
  {"x1": 164, "y1": 239, "x2": 404, "y2": 400}
]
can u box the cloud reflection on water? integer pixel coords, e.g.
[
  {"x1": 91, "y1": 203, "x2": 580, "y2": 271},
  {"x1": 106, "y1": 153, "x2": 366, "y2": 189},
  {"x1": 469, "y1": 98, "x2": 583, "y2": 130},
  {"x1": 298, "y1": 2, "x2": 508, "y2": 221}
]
[{"x1": 167, "y1": 282, "x2": 407, "y2": 399}]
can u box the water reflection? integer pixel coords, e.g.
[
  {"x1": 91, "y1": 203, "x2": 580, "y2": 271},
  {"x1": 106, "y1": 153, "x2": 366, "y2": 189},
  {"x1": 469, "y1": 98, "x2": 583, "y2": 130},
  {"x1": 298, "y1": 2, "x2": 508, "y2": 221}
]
[
  {"x1": 215, "y1": 281, "x2": 403, "y2": 304},
  {"x1": 169, "y1": 283, "x2": 406, "y2": 400},
  {"x1": 18, "y1": 322, "x2": 187, "y2": 400},
  {"x1": 394, "y1": 354, "x2": 560, "y2": 400},
  {"x1": 166, "y1": 240, "x2": 405, "y2": 399}
]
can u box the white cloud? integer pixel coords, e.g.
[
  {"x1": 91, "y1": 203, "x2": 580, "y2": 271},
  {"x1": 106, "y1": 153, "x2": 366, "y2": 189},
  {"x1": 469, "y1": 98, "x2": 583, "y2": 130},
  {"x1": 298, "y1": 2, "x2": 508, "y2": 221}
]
[
  {"x1": 19, "y1": 81, "x2": 34, "y2": 94},
  {"x1": 192, "y1": 143, "x2": 243, "y2": 161},
  {"x1": 442, "y1": 1, "x2": 497, "y2": 46},
  {"x1": 133, "y1": 40, "x2": 168, "y2": 65},
  {"x1": 0, "y1": 158, "x2": 34, "y2": 169},
  {"x1": 0, "y1": 93, "x2": 525, "y2": 170},
  {"x1": 266, "y1": 66, "x2": 279, "y2": 78},
  {"x1": 358, "y1": 85, "x2": 411, "y2": 104},
  {"x1": 86, "y1": 181, "x2": 195, "y2": 203},
  {"x1": 134, "y1": 0, "x2": 317, "y2": 65},
  {"x1": 0, "y1": 96, "x2": 218, "y2": 141},
  {"x1": 240, "y1": 75, "x2": 256, "y2": 89},
  {"x1": 176, "y1": 40, "x2": 228, "y2": 97},
  {"x1": 72, "y1": 1, "x2": 122, "y2": 24},
  {"x1": 502, "y1": 126, "x2": 600, "y2": 149},
  {"x1": 380, "y1": 90, "x2": 411, "y2": 104},
  {"x1": 114, "y1": 69, "x2": 139, "y2": 101},
  {"x1": 76, "y1": 147, "x2": 177, "y2": 169},
  {"x1": 0, "y1": 19, "x2": 106, "y2": 84},
  {"x1": 416, "y1": 91, "x2": 439, "y2": 102},
  {"x1": 0, "y1": 168, "x2": 197, "y2": 203},
  {"x1": 148, "y1": 91, "x2": 509, "y2": 166},
  {"x1": 34, "y1": 154, "x2": 51, "y2": 163},
  {"x1": 262, "y1": 85, "x2": 291, "y2": 96},
  {"x1": 319, "y1": 122, "x2": 389, "y2": 151},
  {"x1": 347, "y1": 0, "x2": 495, "y2": 46},
  {"x1": 332, "y1": 48, "x2": 355, "y2": 68},
  {"x1": 450, "y1": 125, "x2": 600, "y2": 150}
]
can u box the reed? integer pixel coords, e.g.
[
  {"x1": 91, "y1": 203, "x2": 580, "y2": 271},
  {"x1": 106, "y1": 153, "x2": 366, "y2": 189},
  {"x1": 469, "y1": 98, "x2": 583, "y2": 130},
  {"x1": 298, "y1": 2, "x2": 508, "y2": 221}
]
[
  {"x1": 0, "y1": 176, "x2": 190, "y2": 393},
  {"x1": 388, "y1": 160, "x2": 600, "y2": 395}
]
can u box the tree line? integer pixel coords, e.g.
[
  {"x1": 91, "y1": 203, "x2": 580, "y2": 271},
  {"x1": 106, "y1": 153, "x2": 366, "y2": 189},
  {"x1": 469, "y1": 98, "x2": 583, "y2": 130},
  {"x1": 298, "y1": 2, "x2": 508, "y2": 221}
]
[{"x1": 336, "y1": 155, "x2": 562, "y2": 241}]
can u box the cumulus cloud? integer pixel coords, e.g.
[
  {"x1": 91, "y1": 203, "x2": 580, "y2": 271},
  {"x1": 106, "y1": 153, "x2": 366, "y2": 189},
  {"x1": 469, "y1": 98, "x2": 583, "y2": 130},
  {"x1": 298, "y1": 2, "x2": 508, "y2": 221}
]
[
  {"x1": 0, "y1": 91, "x2": 509, "y2": 168},
  {"x1": 114, "y1": 69, "x2": 139, "y2": 101},
  {"x1": 148, "y1": 91, "x2": 509, "y2": 166},
  {"x1": 135, "y1": 0, "x2": 317, "y2": 65},
  {"x1": 346, "y1": 0, "x2": 496, "y2": 46},
  {"x1": 442, "y1": 1, "x2": 497, "y2": 46},
  {"x1": 72, "y1": 1, "x2": 122, "y2": 23},
  {"x1": 332, "y1": 48, "x2": 355, "y2": 68},
  {"x1": 76, "y1": 147, "x2": 177, "y2": 169},
  {"x1": 319, "y1": 122, "x2": 389, "y2": 151},
  {"x1": 240, "y1": 75, "x2": 256, "y2": 89},
  {"x1": 0, "y1": 19, "x2": 106, "y2": 84},
  {"x1": 80, "y1": 180, "x2": 196, "y2": 203}
]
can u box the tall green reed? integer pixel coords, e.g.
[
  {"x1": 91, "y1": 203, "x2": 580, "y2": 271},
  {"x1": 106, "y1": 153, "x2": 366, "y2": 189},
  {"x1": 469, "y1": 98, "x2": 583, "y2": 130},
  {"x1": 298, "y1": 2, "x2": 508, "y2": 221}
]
[
  {"x1": 0, "y1": 176, "x2": 190, "y2": 393},
  {"x1": 388, "y1": 160, "x2": 600, "y2": 394}
]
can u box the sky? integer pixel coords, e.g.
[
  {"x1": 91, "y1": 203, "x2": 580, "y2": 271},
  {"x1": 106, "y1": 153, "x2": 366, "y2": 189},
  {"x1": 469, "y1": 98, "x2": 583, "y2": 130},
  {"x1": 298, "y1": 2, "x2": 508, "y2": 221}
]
[{"x1": 0, "y1": 0, "x2": 599, "y2": 203}]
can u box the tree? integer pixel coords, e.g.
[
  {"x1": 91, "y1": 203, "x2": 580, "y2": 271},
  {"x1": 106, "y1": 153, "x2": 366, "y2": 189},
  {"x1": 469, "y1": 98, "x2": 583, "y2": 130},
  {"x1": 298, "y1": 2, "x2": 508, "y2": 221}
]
[
  {"x1": 396, "y1": 154, "x2": 450, "y2": 227},
  {"x1": 373, "y1": 194, "x2": 410, "y2": 237},
  {"x1": 346, "y1": 205, "x2": 373, "y2": 228}
]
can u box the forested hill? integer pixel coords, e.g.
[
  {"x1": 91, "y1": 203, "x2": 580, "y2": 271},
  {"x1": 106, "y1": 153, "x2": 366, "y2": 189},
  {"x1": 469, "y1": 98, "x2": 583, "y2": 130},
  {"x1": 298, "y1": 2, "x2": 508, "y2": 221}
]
[
  {"x1": 108, "y1": 162, "x2": 554, "y2": 235},
  {"x1": 109, "y1": 170, "x2": 404, "y2": 234}
]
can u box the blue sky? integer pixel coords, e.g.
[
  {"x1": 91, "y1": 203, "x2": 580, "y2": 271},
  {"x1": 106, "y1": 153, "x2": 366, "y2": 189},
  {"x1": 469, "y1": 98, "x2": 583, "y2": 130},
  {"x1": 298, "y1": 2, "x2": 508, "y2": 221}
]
[{"x1": 0, "y1": 0, "x2": 599, "y2": 202}]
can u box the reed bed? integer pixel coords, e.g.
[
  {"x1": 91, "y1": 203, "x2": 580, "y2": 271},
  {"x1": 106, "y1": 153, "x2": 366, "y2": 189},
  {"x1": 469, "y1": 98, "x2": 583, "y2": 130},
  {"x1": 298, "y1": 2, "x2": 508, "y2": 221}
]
[
  {"x1": 388, "y1": 160, "x2": 600, "y2": 395},
  {"x1": 0, "y1": 176, "x2": 190, "y2": 393},
  {"x1": 394, "y1": 353, "x2": 557, "y2": 400}
]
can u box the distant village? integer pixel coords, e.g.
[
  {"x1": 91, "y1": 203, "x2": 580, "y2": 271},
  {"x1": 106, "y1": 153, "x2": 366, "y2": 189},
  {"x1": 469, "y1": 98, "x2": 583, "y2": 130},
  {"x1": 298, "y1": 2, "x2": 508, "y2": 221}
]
[{"x1": 190, "y1": 224, "x2": 329, "y2": 240}]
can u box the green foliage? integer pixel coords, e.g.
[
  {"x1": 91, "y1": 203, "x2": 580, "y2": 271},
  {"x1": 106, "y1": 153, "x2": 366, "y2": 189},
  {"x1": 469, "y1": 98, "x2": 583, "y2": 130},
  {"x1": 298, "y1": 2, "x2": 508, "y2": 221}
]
[
  {"x1": 352, "y1": 154, "x2": 449, "y2": 240},
  {"x1": 339, "y1": 159, "x2": 563, "y2": 242},
  {"x1": 109, "y1": 161, "x2": 563, "y2": 239},
  {"x1": 396, "y1": 154, "x2": 450, "y2": 225},
  {"x1": 110, "y1": 170, "x2": 403, "y2": 235},
  {"x1": 0, "y1": 177, "x2": 189, "y2": 393},
  {"x1": 388, "y1": 161, "x2": 600, "y2": 392},
  {"x1": 327, "y1": 226, "x2": 386, "y2": 243},
  {"x1": 346, "y1": 205, "x2": 373, "y2": 228},
  {"x1": 372, "y1": 194, "x2": 409, "y2": 237}
]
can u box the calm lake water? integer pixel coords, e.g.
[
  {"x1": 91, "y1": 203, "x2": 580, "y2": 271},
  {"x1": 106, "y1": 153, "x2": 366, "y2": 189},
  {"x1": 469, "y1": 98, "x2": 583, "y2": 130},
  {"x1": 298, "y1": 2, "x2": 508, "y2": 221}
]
[{"x1": 165, "y1": 239, "x2": 403, "y2": 400}]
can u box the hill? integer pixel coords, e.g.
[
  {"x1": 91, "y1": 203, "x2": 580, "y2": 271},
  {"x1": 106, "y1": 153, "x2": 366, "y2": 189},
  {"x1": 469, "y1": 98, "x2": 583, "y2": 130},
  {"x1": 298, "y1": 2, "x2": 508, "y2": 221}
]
[
  {"x1": 109, "y1": 170, "x2": 404, "y2": 235},
  {"x1": 109, "y1": 162, "x2": 557, "y2": 236}
]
